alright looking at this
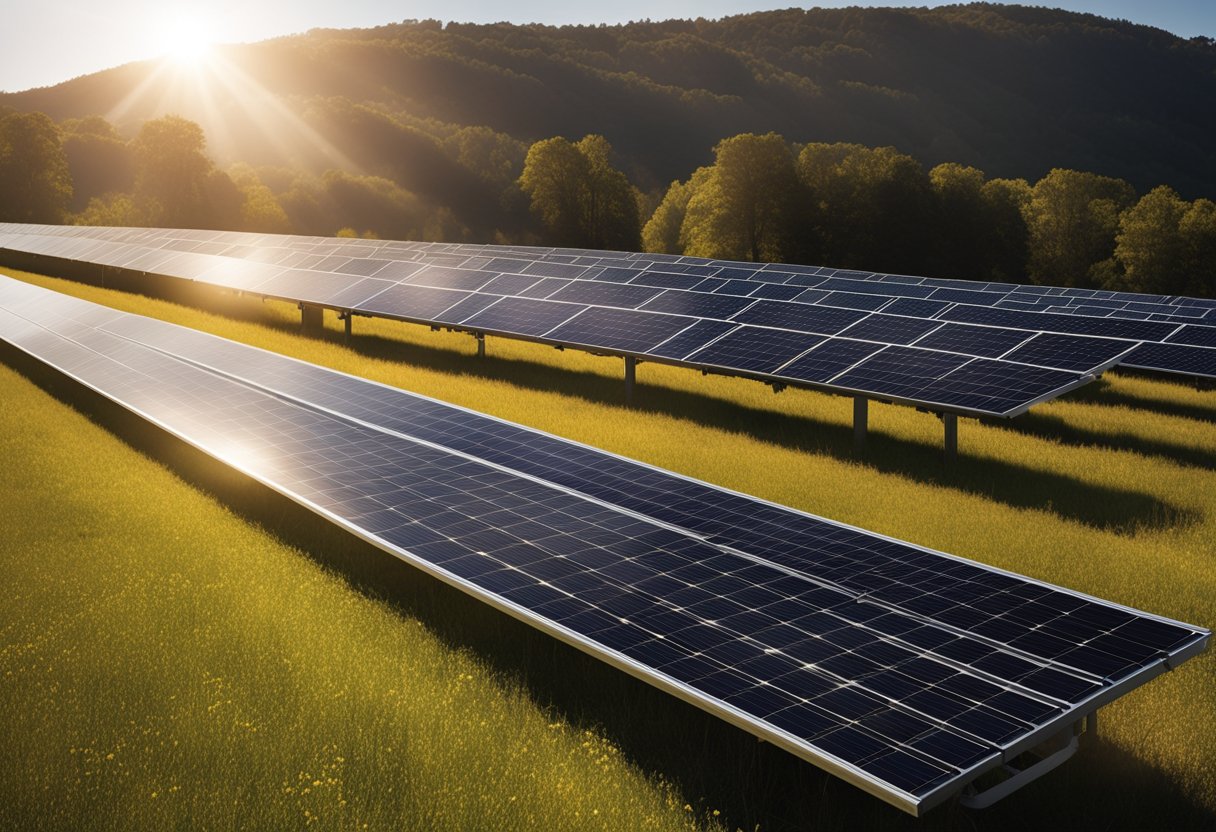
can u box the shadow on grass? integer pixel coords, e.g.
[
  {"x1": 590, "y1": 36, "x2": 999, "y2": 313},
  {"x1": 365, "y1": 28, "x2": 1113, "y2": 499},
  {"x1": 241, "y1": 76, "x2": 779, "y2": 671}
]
[
  {"x1": 5, "y1": 259, "x2": 1197, "y2": 534},
  {"x1": 5, "y1": 341, "x2": 1212, "y2": 832},
  {"x1": 1069, "y1": 372, "x2": 1216, "y2": 425},
  {"x1": 991, "y1": 407, "x2": 1216, "y2": 473}
]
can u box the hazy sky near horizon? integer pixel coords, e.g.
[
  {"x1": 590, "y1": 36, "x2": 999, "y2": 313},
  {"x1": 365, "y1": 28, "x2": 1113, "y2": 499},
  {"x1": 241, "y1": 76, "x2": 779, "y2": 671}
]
[{"x1": 2, "y1": 1, "x2": 1214, "y2": 93}]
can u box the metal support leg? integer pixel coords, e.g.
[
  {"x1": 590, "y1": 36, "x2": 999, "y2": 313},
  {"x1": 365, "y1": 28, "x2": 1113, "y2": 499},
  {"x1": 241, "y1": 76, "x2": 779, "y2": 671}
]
[
  {"x1": 943, "y1": 413, "x2": 958, "y2": 462},
  {"x1": 624, "y1": 355, "x2": 636, "y2": 404},
  {"x1": 300, "y1": 303, "x2": 323, "y2": 334},
  {"x1": 343, "y1": 311, "x2": 352, "y2": 342},
  {"x1": 476, "y1": 332, "x2": 485, "y2": 358},
  {"x1": 853, "y1": 397, "x2": 868, "y2": 452}
]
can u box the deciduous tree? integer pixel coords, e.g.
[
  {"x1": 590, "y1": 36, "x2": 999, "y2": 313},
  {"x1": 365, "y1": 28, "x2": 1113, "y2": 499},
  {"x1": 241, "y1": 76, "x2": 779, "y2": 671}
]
[{"x1": 0, "y1": 111, "x2": 73, "y2": 222}]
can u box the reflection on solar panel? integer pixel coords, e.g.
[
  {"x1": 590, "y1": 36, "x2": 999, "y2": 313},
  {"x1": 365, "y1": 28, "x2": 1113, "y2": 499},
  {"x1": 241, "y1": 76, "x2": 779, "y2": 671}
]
[
  {"x1": 0, "y1": 226, "x2": 1118, "y2": 422},
  {"x1": 0, "y1": 275, "x2": 1207, "y2": 816},
  {"x1": 30, "y1": 222, "x2": 1196, "y2": 383}
]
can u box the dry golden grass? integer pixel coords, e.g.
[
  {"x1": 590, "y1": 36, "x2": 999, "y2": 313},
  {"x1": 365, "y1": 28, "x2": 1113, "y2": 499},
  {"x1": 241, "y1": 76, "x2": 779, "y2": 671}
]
[{"x1": 1, "y1": 266, "x2": 1214, "y2": 829}]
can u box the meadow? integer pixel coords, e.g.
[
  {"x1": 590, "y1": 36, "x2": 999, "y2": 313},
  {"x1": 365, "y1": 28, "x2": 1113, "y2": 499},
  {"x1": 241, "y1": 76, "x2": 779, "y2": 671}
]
[{"x1": 1, "y1": 266, "x2": 1214, "y2": 830}]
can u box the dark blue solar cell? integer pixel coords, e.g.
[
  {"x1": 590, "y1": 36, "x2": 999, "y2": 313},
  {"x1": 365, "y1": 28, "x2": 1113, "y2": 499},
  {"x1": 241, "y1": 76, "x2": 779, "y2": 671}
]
[
  {"x1": 1001, "y1": 333, "x2": 1133, "y2": 373},
  {"x1": 522, "y1": 260, "x2": 587, "y2": 279},
  {"x1": 911, "y1": 323, "x2": 1033, "y2": 358},
  {"x1": 334, "y1": 258, "x2": 393, "y2": 277},
  {"x1": 831, "y1": 347, "x2": 971, "y2": 401},
  {"x1": 749, "y1": 283, "x2": 806, "y2": 301},
  {"x1": 732, "y1": 300, "x2": 869, "y2": 335},
  {"x1": 914, "y1": 359, "x2": 1083, "y2": 416},
  {"x1": 483, "y1": 257, "x2": 533, "y2": 274},
  {"x1": 864, "y1": 750, "x2": 952, "y2": 796},
  {"x1": 724, "y1": 684, "x2": 801, "y2": 718},
  {"x1": 403, "y1": 265, "x2": 496, "y2": 292},
  {"x1": 838, "y1": 314, "x2": 945, "y2": 345},
  {"x1": 480, "y1": 273, "x2": 543, "y2": 295},
  {"x1": 513, "y1": 277, "x2": 570, "y2": 299},
  {"x1": 766, "y1": 703, "x2": 837, "y2": 741},
  {"x1": 628, "y1": 271, "x2": 704, "y2": 290},
  {"x1": 358, "y1": 283, "x2": 469, "y2": 320},
  {"x1": 716, "y1": 267, "x2": 758, "y2": 280},
  {"x1": 1121, "y1": 343, "x2": 1216, "y2": 377},
  {"x1": 712, "y1": 279, "x2": 760, "y2": 296},
  {"x1": 686, "y1": 326, "x2": 825, "y2": 374},
  {"x1": 432, "y1": 293, "x2": 502, "y2": 325},
  {"x1": 545, "y1": 307, "x2": 695, "y2": 353},
  {"x1": 881, "y1": 298, "x2": 952, "y2": 318},
  {"x1": 1166, "y1": 325, "x2": 1216, "y2": 348},
  {"x1": 548, "y1": 281, "x2": 663, "y2": 309},
  {"x1": 817, "y1": 277, "x2": 934, "y2": 299},
  {"x1": 640, "y1": 290, "x2": 755, "y2": 320},
  {"x1": 814, "y1": 726, "x2": 889, "y2": 764},
  {"x1": 459, "y1": 297, "x2": 585, "y2": 337},
  {"x1": 940, "y1": 304, "x2": 1180, "y2": 341},
  {"x1": 927, "y1": 287, "x2": 1008, "y2": 305},
  {"x1": 908, "y1": 731, "x2": 994, "y2": 769},
  {"x1": 820, "y1": 291, "x2": 891, "y2": 311}
]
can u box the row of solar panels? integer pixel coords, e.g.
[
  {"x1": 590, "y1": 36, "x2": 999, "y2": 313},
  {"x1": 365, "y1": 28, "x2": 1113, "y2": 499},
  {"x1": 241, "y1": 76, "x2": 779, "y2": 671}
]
[
  {"x1": 3, "y1": 223, "x2": 1214, "y2": 389},
  {"x1": 0, "y1": 274, "x2": 1206, "y2": 815},
  {"x1": 0, "y1": 228, "x2": 1140, "y2": 419},
  {"x1": 14, "y1": 221, "x2": 1216, "y2": 338}
]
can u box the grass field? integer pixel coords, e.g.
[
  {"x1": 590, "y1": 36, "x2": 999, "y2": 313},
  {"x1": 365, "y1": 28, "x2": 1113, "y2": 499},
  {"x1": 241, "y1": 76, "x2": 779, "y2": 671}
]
[{"x1": 2, "y1": 266, "x2": 1214, "y2": 830}]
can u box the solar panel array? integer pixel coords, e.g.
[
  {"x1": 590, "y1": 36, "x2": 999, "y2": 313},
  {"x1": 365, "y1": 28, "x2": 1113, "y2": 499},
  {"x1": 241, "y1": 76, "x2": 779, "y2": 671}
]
[
  {"x1": 0, "y1": 224, "x2": 1144, "y2": 419},
  {"x1": 6, "y1": 223, "x2": 1212, "y2": 384},
  {"x1": 0, "y1": 274, "x2": 1207, "y2": 816}
]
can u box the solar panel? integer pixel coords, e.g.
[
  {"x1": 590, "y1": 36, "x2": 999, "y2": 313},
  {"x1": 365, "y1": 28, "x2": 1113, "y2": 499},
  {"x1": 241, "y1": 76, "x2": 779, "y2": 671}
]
[
  {"x1": 3, "y1": 225, "x2": 1209, "y2": 414},
  {"x1": 0, "y1": 274, "x2": 1207, "y2": 817}
]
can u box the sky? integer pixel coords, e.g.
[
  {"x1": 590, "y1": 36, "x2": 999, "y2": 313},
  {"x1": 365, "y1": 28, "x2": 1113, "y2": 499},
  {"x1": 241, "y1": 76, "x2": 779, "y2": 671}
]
[{"x1": 2, "y1": 1, "x2": 1214, "y2": 93}]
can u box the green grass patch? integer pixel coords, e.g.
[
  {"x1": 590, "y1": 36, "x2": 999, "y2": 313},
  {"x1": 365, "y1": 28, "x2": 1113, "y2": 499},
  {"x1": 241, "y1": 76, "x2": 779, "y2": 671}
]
[{"x1": 2, "y1": 267, "x2": 1215, "y2": 828}]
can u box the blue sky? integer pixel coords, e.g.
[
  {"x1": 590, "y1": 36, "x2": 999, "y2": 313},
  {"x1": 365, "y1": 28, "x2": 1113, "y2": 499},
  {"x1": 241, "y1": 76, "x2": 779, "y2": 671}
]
[{"x1": 3, "y1": 1, "x2": 1214, "y2": 93}]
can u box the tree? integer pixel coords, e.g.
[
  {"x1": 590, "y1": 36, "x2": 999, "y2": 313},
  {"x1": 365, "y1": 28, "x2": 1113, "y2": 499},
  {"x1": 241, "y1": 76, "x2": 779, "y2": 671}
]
[
  {"x1": 1113, "y1": 186, "x2": 1189, "y2": 295},
  {"x1": 228, "y1": 165, "x2": 291, "y2": 233},
  {"x1": 575, "y1": 135, "x2": 641, "y2": 250},
  {"x1": 518, "y1": 135, "x2": 640, "y2": 249},
  {"x1": 519, "y1": 137, "x2": 590, "y2": 246},
  {"x1": 133, "y1": 115, "x2": 214, "y2": 227},
  {"x1": 929, "y1": 162, "x2": 989, "y2": 279},
  {"x1": 979, "y1": 178, "x2": 1032, "y2": 283},
  {"x1": 0, "y1": 111, "x2": 73, "y2": 223},
  {"x1": 1024, "y1": 168, "x2": 1136, "y2": 287},
  {"x1": 681, "y1": 132, "x2": 798, "y2": 262},
  {"x1": 1180, "y1": 199, "x2": 1216, "y2": 298},
  {"x1": 642, "y1": 168, "x2": 711, "y2": 254},
  {"x1": 60, "y1": 116, "x2": 134, "y2": 212},
  {"x1": 797, "y1": 142, "x2": 931, "y2": 272}
]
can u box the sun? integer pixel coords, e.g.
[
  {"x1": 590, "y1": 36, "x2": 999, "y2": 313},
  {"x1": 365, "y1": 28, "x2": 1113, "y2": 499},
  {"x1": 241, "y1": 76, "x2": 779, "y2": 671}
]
[{"x1": 157, "y1": 12, "x2": 217, "y2": 65}]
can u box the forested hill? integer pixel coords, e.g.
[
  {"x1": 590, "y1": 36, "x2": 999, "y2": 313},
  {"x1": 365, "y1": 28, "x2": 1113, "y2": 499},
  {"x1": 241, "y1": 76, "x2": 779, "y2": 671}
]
[{"x1": 4, "y1": 3, "x2": 1215, "y2": 198}]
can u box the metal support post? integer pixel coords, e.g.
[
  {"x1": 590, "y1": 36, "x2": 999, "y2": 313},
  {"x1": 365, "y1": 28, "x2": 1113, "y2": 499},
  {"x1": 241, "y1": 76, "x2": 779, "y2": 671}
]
[
  {"x1": 943, "y1": 412, "x2": 958, "y2": 462},
  {"x1": 476, "y1": 332, "x2": 485, "y2": 358},
  {"x1": 624, "y1": 355, "x2": 636, "y2": 404},
  {"x1": 853, "y1": 397, "x2": 868, "y2": 452},
  {"x1": 343, "y1": 311, "x2": 352, "y2": 342},
  {"x1": 300, "y1": 303, "x2": 323, "y2": 334}
]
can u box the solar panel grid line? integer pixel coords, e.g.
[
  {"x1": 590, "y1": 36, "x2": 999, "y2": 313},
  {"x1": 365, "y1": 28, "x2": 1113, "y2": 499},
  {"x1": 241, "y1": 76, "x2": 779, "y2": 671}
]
[
  {"x1": 0, "y1": 233, "x2": 1099, "y2": 403},
  {"x1": 0, "y1": 223, "x2": 1206, "y2": 398},
  {"x1": 111, "y1": 321, "x2": 1099, "y2": 756},
  {"x1": 56, "y1": 284, "x2": 1196, "y2": 655},
  {"x1": 0, "y1": 298, "x2": 994, "y2": 812}
]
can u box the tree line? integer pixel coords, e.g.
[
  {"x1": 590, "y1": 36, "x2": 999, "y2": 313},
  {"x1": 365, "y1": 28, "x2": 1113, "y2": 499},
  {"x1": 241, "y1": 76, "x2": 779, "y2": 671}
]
[
  {"x1": 522, "y1": 131, "x2": 1215, "y2": 298},
  {"x1": 0, "y1": 110, "x2": 1212, "y2": 298}
]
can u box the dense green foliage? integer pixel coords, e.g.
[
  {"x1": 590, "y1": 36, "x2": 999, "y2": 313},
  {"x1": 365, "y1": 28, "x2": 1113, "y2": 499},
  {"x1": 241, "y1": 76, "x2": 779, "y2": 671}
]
[
  {"x1": 0, "y1": 4, "x2": 1214, "y2": 294},
  {"x1": 5, "y1": 4, "x2": 1214, "y2": 197},
  {"x1": 3, "y1": 267, "x2": 1215, "y2": 830},
  {"x1": 0, "y1": 111, "x2": 72, "y2": 222},
  {"x1": 518, "y1": 135, "x2": 640, "y2": 249}
]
